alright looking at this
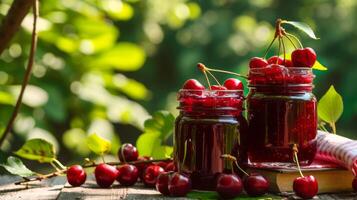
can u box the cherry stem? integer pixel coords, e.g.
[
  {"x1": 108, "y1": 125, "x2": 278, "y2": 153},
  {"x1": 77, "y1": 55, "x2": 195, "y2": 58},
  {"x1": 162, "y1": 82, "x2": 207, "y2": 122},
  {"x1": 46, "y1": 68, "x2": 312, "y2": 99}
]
[
  {"x1": 263, "y1": 36, "x2": 277, "y2": 59},
  {"x1": 283, "y1": 34, "x2": 297, "y2": 49},
  {"x1": 203, "y1": 71, "x2": 212, "y2": 90},
  {"x1": 220, "y1": 154, "x2": 249, "y2": 176},
  {"x1": 205, "y1": 68, "x2": 248, "y2": 79},
  {"x1": 206, "y1": 70, "x2": 221, "y2": 86},
  {"x1": 286, "y1": 32, "x2": 303, "y2": 48},
  {"x1": 330, "y1": 122, "x2": 336, "y2": 134},
  {"x1": 282, "y1": 36, "x2": 286, "y2": 61},
  {"x1": 14, "y1": 158, "x2": 173, "y2": 185},
  {"x1": 293, "y1": 144, "x2": 304, "y2": 177},
  {"x1": 276, "y1": 36, "x2": 282, "y2": 64}
]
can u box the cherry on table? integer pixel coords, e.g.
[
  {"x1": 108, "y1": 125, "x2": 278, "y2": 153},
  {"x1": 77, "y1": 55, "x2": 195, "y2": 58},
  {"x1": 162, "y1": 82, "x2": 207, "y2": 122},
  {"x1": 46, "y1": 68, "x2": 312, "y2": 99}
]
[
  {"x1": 293, "y1": 175, "x2": 318, "y2": 199},
  {"x1": 224, "y1": 78, "x2": 243, "y2": 90},
  {"x1": 155, "y1": 161, "x2": 168, "y2": 169},
  {"x1": 94, "y1": 163, "x2": 118, "y2": 188},
  {"x1": 168, "y1": 172, "x2": 191, "y2": 197},
  {"x1": 249, "y1": 57, "x2": 268, "y2": 68},
  {"x1": 352, "y1": 177, "x2": 357, "y2": 192},
  {"x1": 182, "y1": 79, "x2": 205, "y2": 90},
  {"x1": 116, "y1": 164, "x2": 139, "y2": 186},
  {"x1": 143, "y1": 165, "x2": 165, "y2": 187},
  {"x1": 118, "y1": 143, "x2": 139, "y2": 162},
  {"x1": 243, "y1": 174, "x2": 269, "y2": 196},
  {"x1": 156, "y1": 172, "x2": 173, "y2": 196},
  {"x1": 291, "y1": 47, "x2": 317, "y2": 68},
  {"x1": 66, "y1": 165, "x2": 86, "y2": 187},
  {"x1": 164, "y1": 162, "x2": 177, "y2": 172},
  {"x1": 216, "y1": 174, "x2": 243, "y2": 199}
]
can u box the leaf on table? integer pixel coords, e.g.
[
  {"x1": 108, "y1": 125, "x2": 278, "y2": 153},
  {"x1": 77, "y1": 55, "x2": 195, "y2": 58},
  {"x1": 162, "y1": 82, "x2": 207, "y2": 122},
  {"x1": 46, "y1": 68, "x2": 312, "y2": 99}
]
[
  {"x1": 0, "y1": 156, "x2": 35, "y2": 177},
  {"x1": 14, "y1": 138, "x2": 56, "y2": 163},
  {"x1": 283, "y1": 21, "x2": 319, "y2": 40},
  {"x1": 318, "y1": 85, "x2": 344, "y2": 124},
  {"x1": 86, "y1": 133, "x2": 112, "y2": 155}
]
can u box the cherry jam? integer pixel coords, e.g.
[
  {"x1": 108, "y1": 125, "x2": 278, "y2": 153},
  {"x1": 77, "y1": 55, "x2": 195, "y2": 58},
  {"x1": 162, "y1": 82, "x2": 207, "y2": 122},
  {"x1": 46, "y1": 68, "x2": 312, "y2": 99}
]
[
  {"x1": 247, "y1": 67, "x2": 317, "y2": 166},
  {"x1": 174, "y1": 89, "x2": 248, "y2": 190}
]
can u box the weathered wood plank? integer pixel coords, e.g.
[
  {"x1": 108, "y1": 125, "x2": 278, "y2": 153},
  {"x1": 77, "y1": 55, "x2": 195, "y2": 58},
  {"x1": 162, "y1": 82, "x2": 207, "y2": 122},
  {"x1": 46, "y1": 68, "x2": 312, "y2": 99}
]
[{"x1": 0, "y1": 176, "x2": 66, "y2": 200}]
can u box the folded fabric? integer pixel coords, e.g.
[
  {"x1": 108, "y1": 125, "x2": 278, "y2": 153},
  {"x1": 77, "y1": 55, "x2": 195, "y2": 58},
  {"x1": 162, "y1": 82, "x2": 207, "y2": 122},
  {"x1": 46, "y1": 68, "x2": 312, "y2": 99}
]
[{"x1": 316, "y1": 130, "x2": 357, "y2": 176}]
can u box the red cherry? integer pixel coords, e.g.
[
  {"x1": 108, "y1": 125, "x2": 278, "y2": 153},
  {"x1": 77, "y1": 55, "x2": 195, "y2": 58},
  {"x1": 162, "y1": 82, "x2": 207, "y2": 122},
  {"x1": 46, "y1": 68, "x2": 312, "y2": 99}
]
[
  {"x1": 168, "y1": 172, "x2": 191, "y2": 197},
  {"x1": 66, "y1": 165, "x2": 86, "y2": 187},
  {"x1": 143, "y1": 165, "x2": 165, "y2": 187},
  {"x1": 156, "y1": 172, "x2": 172, "y2": 196},
  {"x1": 216, "y1": 174, "x2": 243, "y2": 199},
  {"x1": 352, "y1": 177, "x2": 357, "y2": 192},
  {"x1": 224, "y1": 78, "x2": 243, "y2": 90},
  {"x1": 182, "y1": 79, "x2": 205, "y2": 90},
  {"x1": 267, "y1": 56, "x2": 284, "y2": 65},
  {"x1": 291, "y1": 47, "x2": 317, "y2": 68},
  {"x1": 155, "y1": 161, "x2": 168, "y2": 169},
  {"x1": 118, "y1": 143, "x2": 139, "y2": 162},
  {"x1": 293, "y1": 175, "x2": 318, "y2": 199},
  {"x1": 210, "y1": 85, "x2": 227, "y2": 90},
  {"x1": 243, "y1": 174, "x2": 269, "y2": 196},
  {"x1": 135, "y1": 156, "x2": 153, "y2": 172},
  {"x1": 94, "y1": 163, "x2": 118, "y2": 188},
  {"x1": 284, "y1": 59, "x2": 293, "y2": 67},
  {"x1": 249, "y1": 57, "x2": 268, "y2": 68},
  {"x1": 116, "y1": 164, "x2": 139, "y2": 186},
  {"x1": 164, "y1": 162, "x2": 177, "y2": 172},
  {"x1": 264, "y1": 64, "x2": 288, "y2": 84}
]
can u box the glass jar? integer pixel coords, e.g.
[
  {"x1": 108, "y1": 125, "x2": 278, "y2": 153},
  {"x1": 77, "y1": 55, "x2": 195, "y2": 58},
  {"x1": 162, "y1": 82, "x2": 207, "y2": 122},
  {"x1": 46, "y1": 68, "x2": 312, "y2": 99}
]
[
  {"x1": 174, "y1": 89, "x2": 248, "y2": 190},
  {"x1": 247, "y1": 67, "x2": 317, "y2": 167}
]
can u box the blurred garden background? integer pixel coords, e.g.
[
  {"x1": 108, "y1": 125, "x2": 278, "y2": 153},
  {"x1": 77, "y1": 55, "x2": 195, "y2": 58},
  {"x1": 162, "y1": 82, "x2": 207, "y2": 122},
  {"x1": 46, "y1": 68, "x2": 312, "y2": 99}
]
[{"x1": 0, "y1": 0, "x2": 356, "y2": 168}]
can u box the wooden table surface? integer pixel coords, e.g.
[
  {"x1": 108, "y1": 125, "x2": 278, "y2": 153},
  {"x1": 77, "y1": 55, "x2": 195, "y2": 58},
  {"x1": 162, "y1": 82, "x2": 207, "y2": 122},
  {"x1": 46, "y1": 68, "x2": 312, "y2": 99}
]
[{"x1": 0, "y1": 175, "x2": 356, "y2": 200}]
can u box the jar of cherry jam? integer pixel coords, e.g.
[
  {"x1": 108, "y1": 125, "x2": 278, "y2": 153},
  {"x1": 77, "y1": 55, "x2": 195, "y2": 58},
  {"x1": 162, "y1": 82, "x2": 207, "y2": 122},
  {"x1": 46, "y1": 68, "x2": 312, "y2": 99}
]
[
  {"x1": 174, "y1": 89, "x2": 248, "y2": 190},
  {"x1": 247, "y1": 66, "x2": 317, "y2": 166}
]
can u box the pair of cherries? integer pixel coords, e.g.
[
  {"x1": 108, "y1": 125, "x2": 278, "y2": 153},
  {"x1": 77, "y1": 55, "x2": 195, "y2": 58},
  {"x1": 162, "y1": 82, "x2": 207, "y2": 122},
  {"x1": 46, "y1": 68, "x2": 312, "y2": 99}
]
[{"x1": 183, "y1": 78, "x2": 243, "y2": 91}]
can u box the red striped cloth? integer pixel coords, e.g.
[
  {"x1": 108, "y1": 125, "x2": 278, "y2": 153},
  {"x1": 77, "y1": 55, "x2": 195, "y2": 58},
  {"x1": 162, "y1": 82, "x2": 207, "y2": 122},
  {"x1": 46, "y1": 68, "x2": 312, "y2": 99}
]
[{"x1": 316, "y1": 130, "x2": 357, "y2": 176}]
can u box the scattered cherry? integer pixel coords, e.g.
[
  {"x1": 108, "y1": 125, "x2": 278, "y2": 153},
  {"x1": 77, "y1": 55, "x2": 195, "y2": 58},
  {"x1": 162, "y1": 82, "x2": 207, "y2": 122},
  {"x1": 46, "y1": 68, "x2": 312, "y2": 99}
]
[
  {"x1": 143, "y1": 165, "x2": 165, "y2": 187},
  {"x1": 224, "y1": 78, "x2": 243, "y2": 90},
  {"x1": 66, "y1": 165, "x2": 86, "y2": 187},
  {"x1": 156, "y1": 172, "x2": 172, "y2": 196},
  {"x1": 243, "y1": 174, "x2": 269, "y2": 196},
  {"x1": 168, "y1": 172, "x2": 191, "y2": 197},
  {"x1": 116, "y1": 164, "x2": 139, "y2": 186},
  {"x1": 118, "y1": 143, "x2": 139, "y2": 162},
  {"x1": 165, "y1": 162, "x2": 176, "y2": 172},
  {"x1": 352, "y1": 177, "x2": 357, "y2": 192},
  {"x1": 216, "y1": 174, "x2": 243, "y2": 199},
  {"x1": 155, "y1": 161, "x2": 168, "y2": 169},
  {"x1": 291, "y1": 47, "x2": 317, "y2": 68},
  {"x1": 267, "y1": 56, "x2": 284, "y2": 65},
  {"x1": 249, "y1": 57, "x2": 268, "y2": 68},
  {"x1": 210, "y1": 85, "x2": 227, "y2": 90},
  {"x1": 182, "y1": 79, "x2": 205, "y2": 90},
  {"x1": 94, "y1": 163, "x2": 118, "y2": 188},
  {"x1": 293, "y1": 175, "x2": 318, "y2": 199}
]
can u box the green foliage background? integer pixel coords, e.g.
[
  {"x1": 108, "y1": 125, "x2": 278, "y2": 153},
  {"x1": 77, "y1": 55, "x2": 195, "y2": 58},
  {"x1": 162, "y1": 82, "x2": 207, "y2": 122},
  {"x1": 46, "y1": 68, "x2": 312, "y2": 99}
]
[{"x1": 0, "y1": 0, "x2": 356, "y2": 166}]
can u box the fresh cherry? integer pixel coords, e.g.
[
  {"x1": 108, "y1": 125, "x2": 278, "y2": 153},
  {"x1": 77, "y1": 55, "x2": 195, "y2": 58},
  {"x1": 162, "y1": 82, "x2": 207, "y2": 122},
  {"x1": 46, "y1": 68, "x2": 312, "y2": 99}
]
[
  {"x1": 243, "y1": 174, "x2": 269, "y2": 196},
  {"x1": 94, "y1": 163, "x2": 118, "y2": 188},
  {"x1": 267, "y1": 56, "x2": 284, "y2": 65},
  {"x1": 155, "y1": 161, "x2": 168, "y2": 169},
  {"x1": 182, "y1": 79, "x2": 205, "y2": 90},
  {"x1": 156, "y1": 172, "x2": 172, "y2": 196},
  {"x1": 168, "y1": 172, "x2": 191, "y2": 197},
  {"x1": 249, "y1": 57, "x2": 268, "y2": 68},
  {"x1": 352, "y1": 177, "x2": 357, "y2": 192},
  {"x1": 66, "y1": 165, "x2": 86, "y2": 187},
  {"x1": 224, "y1": 78, "x2": 243, "y2": 90},
  {"x1": 165, "y1": 162, "x2": 177, "y2": 172},
  {"x1": 210, "y1": 85, "x2": 227, "y2": 90},
  {"x1": 143, "y1": 165, "x2": 165, "y2": 187},
  {"x1": 293, "y1": 175, "x2": 318, "y2": 199},
  {"x1": 116, "y1": 164, "x2": 139, "y2": 186},
  {"x1": 264, "y1": 64, "x2": 288, "y2": 84},
  {"x1": 118, "y1": 143, "x2": 139, "y2": 162},
  {"x1": 284, "y1": 59, "x2": 293, "y2": 67},
  {"x1": 291, "y1": 47, "x2": 317, "y2": 68},
  {"x1": 216, "y1": 174, "x2": 243, "y2": 199}
]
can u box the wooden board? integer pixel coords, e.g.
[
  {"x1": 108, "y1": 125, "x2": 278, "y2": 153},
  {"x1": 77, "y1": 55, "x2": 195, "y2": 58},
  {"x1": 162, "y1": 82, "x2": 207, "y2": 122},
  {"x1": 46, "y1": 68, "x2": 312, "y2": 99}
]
[{"x1": 0, "y1": 176, "x2": 356, "y2": 199}]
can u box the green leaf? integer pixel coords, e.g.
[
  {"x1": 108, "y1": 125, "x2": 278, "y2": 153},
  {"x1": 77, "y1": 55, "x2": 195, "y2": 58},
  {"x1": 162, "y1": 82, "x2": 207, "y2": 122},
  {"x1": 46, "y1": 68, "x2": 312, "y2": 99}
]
[
  {"x1": 86, "y1": 133, "x2": 112, "y2": 155},
  {"x1": 144, "y1": 110, "x2": 175, "y2": 141},
  {"x1": 318, "y1": 85, "x2": 344, "y2": 125},
  {"x1": 283, "y1": 21, "x2": 319, "y2": 40},
  {"x1": 279, "y1": 53, "x2": 327, "y2": 70},
  {"x1": 187, "y1": 190, "x2": 281, "y2": 200},
  {"x1": 0, "y1": 157, "x2": 35, "y2": 177},
  {"x1": 136, "y1": 132, "x2": 161, "y2": 157},
  {"x1": 14, "y1": 139, "x2": 56, "y2": 163}
]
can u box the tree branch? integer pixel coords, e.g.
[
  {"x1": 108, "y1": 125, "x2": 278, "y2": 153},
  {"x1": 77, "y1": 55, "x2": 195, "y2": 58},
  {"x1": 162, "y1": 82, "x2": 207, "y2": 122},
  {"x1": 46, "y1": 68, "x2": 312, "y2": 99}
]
[
  {"x1": 0, "y1": 0, "x2": 33, "y2": 54},
  {"x1": 0, "y1": 0, "x2": 38, "y2": 147}
]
